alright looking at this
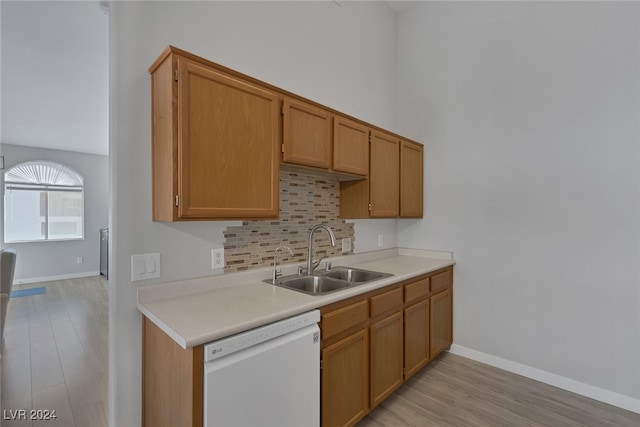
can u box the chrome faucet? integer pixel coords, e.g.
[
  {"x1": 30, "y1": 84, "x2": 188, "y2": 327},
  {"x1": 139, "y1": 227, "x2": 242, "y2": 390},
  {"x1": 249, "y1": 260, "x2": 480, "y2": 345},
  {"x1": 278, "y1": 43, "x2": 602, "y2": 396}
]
[
  {"x1": 272, "y1": 246, "x2": 294, "y2": 284},
  {"x1": 305, "y1": 224, "x2": 336, "y2": 275}
]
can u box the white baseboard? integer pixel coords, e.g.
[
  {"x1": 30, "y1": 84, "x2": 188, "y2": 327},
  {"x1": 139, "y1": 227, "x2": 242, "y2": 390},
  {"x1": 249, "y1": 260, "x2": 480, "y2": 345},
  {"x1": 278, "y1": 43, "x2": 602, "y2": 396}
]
[
  {"x1": 448, "y1": 344, "x2": 640, "y2": 415},
  {"x1": 13, "y1": 271, "x2": 102, "y2": 285}
]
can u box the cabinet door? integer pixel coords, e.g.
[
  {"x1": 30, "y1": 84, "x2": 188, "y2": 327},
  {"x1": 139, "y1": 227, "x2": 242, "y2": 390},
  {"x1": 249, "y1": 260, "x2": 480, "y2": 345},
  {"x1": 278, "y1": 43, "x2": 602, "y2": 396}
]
[
  {"x1": 369, "y1": 130, "x2": 399, "y2": 217},
  {"x1": 369, "y1": 312, "x2": 403, "y2": 408},
  {"x1": 404, "y1": 299, "x2": 430, "y2": 380},
  {"x1": 322, "y1": 329, "x2": 369, "y2": 427},
  {"x1": 430, "y1": 288, "x2": 452, "y2": 359},
  {"x1": 333, "y1": 116, "x2": 369, "y2": 176},
  {"x1": 400, "y1": 140, "x2": 423, "y2": 218},
  {"x1": 177, "y1": 58, "x2": 279, "y2": 219},
  {"x1": 283, "y1": 98, "x2": 331, "y2": 169}
]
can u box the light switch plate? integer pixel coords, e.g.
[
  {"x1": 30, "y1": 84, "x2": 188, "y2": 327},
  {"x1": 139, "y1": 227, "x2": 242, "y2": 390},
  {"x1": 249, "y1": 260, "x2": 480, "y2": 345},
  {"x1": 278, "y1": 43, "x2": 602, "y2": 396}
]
[{"x1": 131, "y1": 253, "x2": 161, "y2": 282}]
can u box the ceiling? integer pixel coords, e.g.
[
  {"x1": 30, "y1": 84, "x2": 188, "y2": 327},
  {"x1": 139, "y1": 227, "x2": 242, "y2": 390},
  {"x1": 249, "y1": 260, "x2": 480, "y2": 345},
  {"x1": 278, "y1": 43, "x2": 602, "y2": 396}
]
[{"x1": 1, "y1": 1, "x2": 109, "y2": 156}]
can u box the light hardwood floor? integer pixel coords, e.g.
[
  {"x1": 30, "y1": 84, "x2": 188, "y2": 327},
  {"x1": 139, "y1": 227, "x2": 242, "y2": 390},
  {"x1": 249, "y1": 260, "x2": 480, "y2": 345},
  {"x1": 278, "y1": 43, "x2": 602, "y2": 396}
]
[
  {"x1": 1, "y1": 276, "x2": 108, "y2": 427},
  {"x1": 357, "y1": 351, "x2": 640, "y2": 427}
]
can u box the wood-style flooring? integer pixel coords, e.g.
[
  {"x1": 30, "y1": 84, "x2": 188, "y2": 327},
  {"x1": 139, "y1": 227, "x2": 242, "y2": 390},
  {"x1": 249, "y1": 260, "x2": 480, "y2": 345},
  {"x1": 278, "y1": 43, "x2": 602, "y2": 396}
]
[
  {"x1": 1, "y1": 276, "x2": 108, "y2": 427},
  {"x1": 357, "y1": 351, "x2": 640, "y2": 427}
]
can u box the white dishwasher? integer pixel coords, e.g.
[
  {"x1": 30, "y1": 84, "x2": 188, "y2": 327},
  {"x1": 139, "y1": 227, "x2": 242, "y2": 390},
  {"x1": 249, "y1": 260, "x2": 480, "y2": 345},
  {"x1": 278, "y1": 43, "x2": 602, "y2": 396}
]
[{"x1": 203, "y1": 310, "x2": 320, "y2": 427}]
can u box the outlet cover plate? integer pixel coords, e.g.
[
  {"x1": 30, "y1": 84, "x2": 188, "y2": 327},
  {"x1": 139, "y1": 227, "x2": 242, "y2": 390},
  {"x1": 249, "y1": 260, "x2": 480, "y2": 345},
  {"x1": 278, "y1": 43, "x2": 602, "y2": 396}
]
[
  {"x1": 211, "y1": 248, "x2": 225, "y2": 270},
  {"x1": 341, "y1": 238, "x2": 352, "y2": 253}
]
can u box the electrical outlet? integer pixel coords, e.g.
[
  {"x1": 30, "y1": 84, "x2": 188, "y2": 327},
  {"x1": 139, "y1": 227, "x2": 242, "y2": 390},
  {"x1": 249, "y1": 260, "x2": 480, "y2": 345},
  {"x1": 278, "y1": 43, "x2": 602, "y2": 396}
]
[
  {"x1": 341, "y1": 238, "x2": 352, "y2": 253},
  {"x1": 76, "y1": 257, "x2": 84, "y2": 264},
  {"x1": 211, "y1": 248, "x2": 225, "y2": 270},
  {"x1": 378, "y1": 234, "x2": 384, "y2": 247}
]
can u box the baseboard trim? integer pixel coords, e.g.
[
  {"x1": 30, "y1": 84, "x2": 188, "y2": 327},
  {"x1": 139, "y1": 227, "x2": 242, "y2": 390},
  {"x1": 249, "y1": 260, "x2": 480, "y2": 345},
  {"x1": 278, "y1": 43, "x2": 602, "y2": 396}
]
[
  {"x1": 13, "y1": 271, "x2": 102, "y2": 285},
  {"x1": 448, "y1": 344, "x2": 640, "y2": 414}
]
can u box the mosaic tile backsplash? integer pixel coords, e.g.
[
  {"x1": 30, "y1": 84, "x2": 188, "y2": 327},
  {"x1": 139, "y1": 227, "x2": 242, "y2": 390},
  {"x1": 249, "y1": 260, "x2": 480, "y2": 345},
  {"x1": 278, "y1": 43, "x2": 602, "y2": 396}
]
[{"x1": 223, "y1": 170, "x2": 355, "y2": 272}]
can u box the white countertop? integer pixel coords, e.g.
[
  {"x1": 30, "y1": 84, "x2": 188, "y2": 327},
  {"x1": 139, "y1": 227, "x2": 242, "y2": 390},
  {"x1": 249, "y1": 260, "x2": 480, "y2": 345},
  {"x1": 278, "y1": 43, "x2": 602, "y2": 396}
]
[{"x1": 137, "y1": 248, "x2": 454, "y2": 349}]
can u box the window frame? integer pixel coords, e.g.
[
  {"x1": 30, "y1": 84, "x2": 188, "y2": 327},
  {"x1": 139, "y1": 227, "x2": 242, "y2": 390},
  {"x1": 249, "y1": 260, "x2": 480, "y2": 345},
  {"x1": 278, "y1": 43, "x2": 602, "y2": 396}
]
[{"x1": 4, "y1": 161, "x2": 85, "y2": 243}]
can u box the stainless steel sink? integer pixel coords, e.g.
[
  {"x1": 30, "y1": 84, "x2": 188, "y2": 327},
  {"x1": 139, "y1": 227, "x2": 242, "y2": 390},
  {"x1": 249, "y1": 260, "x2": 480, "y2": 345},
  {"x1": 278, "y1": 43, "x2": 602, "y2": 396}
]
[
  {"x1": 263, "y1": 267, "x2": 393, "y2": 295},
  {"x1": 277, "y1": 276, "x2": 351, "y2": 295},
  {"x1": 320, "y1": 267, "x2": 392, "y2": 283}
]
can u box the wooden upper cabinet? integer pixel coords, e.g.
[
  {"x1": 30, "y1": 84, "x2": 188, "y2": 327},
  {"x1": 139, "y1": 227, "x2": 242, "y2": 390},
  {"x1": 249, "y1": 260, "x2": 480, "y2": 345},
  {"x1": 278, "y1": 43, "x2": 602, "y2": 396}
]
[
  {"x1": 150, "y1": 46, "x2": 423, "y2": 221},
  {"x1": 282, "y1": 98, "x2": 331, "y2": 169},
  {"x1": 150, "y1": 48, "x2": 280, "y2": 221},
  {"x1": 369, "y1": 130, "x2": 399, "y2": 217},
  {"x1": 340, "y1": 133, "x2": 423, "y2": 219},
  {"x1": 400, "y1": 140, "x2": 424, "y2": 218},
  {"x1": 333, "y1": 116, "x2": 369, "y2": 176}
]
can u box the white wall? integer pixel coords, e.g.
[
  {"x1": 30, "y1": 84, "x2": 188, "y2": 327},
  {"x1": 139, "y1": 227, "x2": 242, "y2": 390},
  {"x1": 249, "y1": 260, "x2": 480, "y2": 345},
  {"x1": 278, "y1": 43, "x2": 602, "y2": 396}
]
[
  {"x1": 1, "y1": 143, "x2": 108, "y2": 282},
  {"x1": 396, "y1": 1, "x2": 640, "y2": 409},
  {"x1": 109, "y1": 2, "x2": 397, "y2": 425}
]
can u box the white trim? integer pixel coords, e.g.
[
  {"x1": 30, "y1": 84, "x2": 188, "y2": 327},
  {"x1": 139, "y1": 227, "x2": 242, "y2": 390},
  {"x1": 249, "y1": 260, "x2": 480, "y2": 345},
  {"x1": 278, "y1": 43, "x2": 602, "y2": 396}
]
[
  {"x1": 448, "y1": 344, "x2": 640, "y2": 414},
  {"x1": 13, "y1": 271, "x2": 102, "y2": 285}
]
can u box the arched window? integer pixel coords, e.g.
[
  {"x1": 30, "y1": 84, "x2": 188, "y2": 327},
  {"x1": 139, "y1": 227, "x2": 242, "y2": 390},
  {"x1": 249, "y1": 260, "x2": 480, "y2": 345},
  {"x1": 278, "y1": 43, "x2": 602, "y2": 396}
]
[{"x1": 4, "y1": 161, "x2": 84, "y2": 242}]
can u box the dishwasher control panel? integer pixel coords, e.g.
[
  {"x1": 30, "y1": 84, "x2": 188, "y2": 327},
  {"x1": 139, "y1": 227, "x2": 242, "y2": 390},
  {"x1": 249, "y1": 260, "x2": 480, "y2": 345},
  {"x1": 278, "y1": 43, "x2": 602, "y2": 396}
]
[{"x1": 204, "y1": 310, "x2": 320, "y2": 362}]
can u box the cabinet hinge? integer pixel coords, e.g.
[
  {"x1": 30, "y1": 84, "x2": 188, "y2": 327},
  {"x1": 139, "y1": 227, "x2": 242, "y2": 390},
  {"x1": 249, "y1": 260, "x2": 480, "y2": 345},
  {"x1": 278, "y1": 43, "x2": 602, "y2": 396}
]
[
  {"x1": 320, "y1": 359, "x2": 323, "y2": 370},
  {"x1": 281, "y1": 105, "x2": 285, "y2": 115},
  {"x1": 281, "y1": 144, "x2": 285, "y2": 153},
  {"x1": 175, "y1": 195, "x2": 179, "y2": 207},
  {"x1": 368, "y1": 203, "x2": 372, "y2": 211},
  {"x1": 174, "y1": 69, "x2": 178, "y2": 81},
  {"x1": 368, "y1": 134, "x2": 372, "y2": 143}
]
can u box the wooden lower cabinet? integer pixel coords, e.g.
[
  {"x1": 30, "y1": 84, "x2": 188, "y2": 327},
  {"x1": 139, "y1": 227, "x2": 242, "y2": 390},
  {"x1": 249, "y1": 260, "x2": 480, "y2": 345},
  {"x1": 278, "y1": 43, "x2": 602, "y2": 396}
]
[
  {"x1": 404, "y1": 298, "x2": 430, "y2": 379},
  {"x1": 321, "y1": 329, "x2": 369, "y2": 427},
  {"x1": 321, "y1": 266, "x2": 453, "y2": 427},
  {"x1": 142, "y1": 317, "x2": 203, "y2": 427},
  {"x1": 430, "y1": 287, "x2": 453, "y2": 359},
  {"x1": 370, "y1": 312, "x2": 403, "y2": 407},
  {"x1": 141, "y1": 267, "x2": 452, "y2": 427}
]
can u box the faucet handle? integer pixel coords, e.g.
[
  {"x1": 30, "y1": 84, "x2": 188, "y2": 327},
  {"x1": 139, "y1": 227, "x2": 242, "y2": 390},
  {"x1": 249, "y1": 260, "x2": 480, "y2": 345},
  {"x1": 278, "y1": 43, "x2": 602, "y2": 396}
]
[{"x1": 325, "y1": 261, "x2": 332, "y2": 271}]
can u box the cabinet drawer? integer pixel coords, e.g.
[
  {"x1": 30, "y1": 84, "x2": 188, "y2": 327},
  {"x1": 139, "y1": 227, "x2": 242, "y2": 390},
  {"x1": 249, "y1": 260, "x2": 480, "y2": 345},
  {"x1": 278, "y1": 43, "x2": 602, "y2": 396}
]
[
  {"x1": 370, "y1": 287, "x2": 403, "y2": 318},
  {"x1": 431, "y1": 268, "x2": 453, "y2": 293},
  {"x1": 322, "y1": 300, "x2": 369, "y2": 340},
  {"x1": 404, "y1": 277, "x2": 430, "y2": 304}
]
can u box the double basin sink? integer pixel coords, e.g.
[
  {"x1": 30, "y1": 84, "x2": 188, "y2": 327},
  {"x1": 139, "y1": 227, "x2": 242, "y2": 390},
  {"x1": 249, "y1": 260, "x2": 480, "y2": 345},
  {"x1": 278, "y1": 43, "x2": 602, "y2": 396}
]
[{"x1": 264, "y1": 267, "x2": 393, "y2": 296}]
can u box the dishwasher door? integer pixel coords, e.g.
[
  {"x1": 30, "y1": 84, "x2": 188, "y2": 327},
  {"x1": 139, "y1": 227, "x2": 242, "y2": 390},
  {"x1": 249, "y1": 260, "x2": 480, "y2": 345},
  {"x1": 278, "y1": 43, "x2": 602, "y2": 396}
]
[{"x1": 203, "y1": 311, "x2": 320, "y2": 427}]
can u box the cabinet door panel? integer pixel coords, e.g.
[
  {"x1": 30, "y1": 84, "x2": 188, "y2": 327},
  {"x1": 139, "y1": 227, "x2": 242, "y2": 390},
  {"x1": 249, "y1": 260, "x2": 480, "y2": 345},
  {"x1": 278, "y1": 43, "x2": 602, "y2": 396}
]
[
  {"x1": 178, "y1": 58, "x2": 279, "y2": 218},
  {"x1": 283, "y1": 98, "x2": 331, "y2": 169},
  {"x1": 333, "y1": 116, "x2": 369, "y2": 175},
  {"x1": 430, "y1": 288, "x2": 452, "y2": 359},
  {"x1": 369, "y1": 131, "x2": 399, "y2": 217},
  {"x1": 404, "y1": 299, "x2": 430, "y2": 379},
  {"x1": 370, "y1": 312, "x2": 403, "y2": 408},
  {"x1": 400, "y1": 140, "x2": 423, "y2": 218},
  {"x1": 322, "y1": 329, "x2": 369, "y2": 427},
  {"x1": 431, "y1": 268, "x2": 453, "y2": 293},
  {"x1": 321, "y1": 299, "x2": 368, "y2": 341}
]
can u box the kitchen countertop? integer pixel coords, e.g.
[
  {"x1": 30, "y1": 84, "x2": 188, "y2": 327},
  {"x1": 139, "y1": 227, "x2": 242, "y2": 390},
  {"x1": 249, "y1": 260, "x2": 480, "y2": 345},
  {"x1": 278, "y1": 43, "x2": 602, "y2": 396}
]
[{"x1": 137, "y1": 248, "x2": 454, "y2": 349}]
